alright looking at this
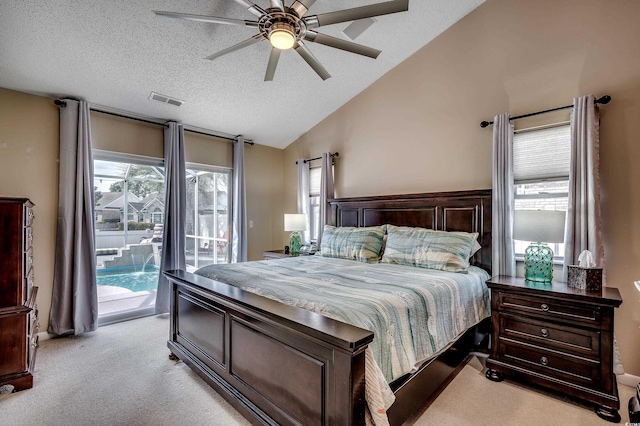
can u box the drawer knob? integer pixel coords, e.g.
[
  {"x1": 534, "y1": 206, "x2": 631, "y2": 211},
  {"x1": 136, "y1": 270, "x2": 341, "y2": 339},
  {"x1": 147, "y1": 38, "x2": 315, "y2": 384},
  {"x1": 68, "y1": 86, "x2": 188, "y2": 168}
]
[
  {"x1": 540, "y1": 328, "x2": 549, "y2": 338},
  {"x1": 540, "y1": 356, "x2": 549, "y2": 366},
  {"x1": 540, "y1": 303, "x2": 550, "y2": 312}
]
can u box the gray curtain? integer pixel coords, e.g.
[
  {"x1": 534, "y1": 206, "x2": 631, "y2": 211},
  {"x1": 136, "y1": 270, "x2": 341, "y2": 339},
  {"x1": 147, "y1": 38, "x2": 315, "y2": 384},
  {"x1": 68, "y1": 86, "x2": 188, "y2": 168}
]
[
  {"x1": 318, "y1": 152, "x2": 335, "y2": 248},
  {"x1": 297, "y1": 158, "x2": 311, "y2": 245},
  {"x1": 155, "y1": 122, "x2": 186, "y2": 314},
  {"x1": 231, "y1": 136, "x2": 248, "y2": 263},
  {"x1": 491, "y1": 113, "x2": 516, "y2": 277},
  {"x1": 48, "y1": 99, "x2": 97, "y2": 336},
  {"x1": 563, "y1": 94, "x2": 604, "y2": 281}
]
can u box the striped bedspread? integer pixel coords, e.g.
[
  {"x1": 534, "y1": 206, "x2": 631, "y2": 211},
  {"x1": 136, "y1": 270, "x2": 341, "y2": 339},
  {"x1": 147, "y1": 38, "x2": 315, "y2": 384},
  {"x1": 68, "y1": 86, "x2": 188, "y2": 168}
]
[{"x1": 195, "y1": 256, "x2": 490, "y2": 384}]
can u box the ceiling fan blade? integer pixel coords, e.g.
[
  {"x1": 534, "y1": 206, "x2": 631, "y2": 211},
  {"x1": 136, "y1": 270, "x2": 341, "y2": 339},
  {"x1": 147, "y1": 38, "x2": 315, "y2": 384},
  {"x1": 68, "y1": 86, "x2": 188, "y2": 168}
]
[
  {"x1": 264, "y1": 48, "x2": 282, "y2": 81},
  {"x1": 153, "y1": 11, "x2": 259, "y2": 27},
  {"x1": 232, "y1": 0, "x2": 267, "y2": 17},
  {"x1": 291, "y1": 0, "x2": 317, "y2": 18},
  {"x1": 294, "y1": 41, "x2": 331, "y2": 80},
  {"x1": 269, "y1": 0, "x2": 285, "y2": 11},
  {"x1": 304, "y1": 0, "x2": 408, "y2": 28},
  {"x1": 304, "y1": 31, "x2": 381, "y2": 59},
  {"x1": 205, "y1": 34, "x2": 265, "y2": 61}
]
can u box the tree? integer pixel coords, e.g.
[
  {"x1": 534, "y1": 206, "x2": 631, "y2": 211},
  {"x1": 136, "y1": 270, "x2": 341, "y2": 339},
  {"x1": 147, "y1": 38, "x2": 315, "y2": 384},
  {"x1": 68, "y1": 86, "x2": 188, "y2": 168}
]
[
  {"x1": 94, "y1": 187, "x2": 103, "y2": 205},
  {"x1": 108, "y1": 165, "x2": 164, "y2": 199}
]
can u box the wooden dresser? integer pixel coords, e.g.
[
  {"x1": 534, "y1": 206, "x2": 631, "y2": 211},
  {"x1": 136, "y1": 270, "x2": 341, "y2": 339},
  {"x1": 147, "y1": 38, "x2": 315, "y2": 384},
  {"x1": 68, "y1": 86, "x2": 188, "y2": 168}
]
[
  {"x1": 0, "y1": 197, "x2": 39, "y2": 392},
  {"x1": 485, "y1": 276, "x2": 623, "y2": 422}
]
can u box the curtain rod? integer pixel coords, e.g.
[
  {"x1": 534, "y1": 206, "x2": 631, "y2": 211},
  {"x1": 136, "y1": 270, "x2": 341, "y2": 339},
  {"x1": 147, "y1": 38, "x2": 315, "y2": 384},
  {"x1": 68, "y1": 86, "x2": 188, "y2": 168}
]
[
  {"x1": 295, "y1": 152, "x2": 339, "y2": 165},
  {"x1": 479, "y1": 95, "x2": 612, "y2": 128},
  {"x1": 53, "y1": 99, "x2": 254, "y2": 145}
]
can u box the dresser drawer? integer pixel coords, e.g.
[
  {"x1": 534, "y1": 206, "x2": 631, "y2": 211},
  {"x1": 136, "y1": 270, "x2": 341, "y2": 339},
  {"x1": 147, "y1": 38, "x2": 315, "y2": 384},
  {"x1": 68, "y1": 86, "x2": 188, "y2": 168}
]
[
  {"x1": 24, "y1": 206, "x2": 34, "y2": 228},
  {"x1": 23, "y1": 246, "x2": 34, "y2": 278},
  {"x1": 500, "y1": 313, "x2": 601, "y2": 359},
  {"x1": 22, "y1": 266, "x2": 34, "y2": 304},
  {"x1": 28, "y1": 306, "x2": 39, "y2": 336},
  {"x1": 498, "y1": 292, "x2": 601, "y2": 326},
  {"x1": 498, "y1": 340, "x2": 601, "y2": 388},
  {"x1": 24, "y1": 225, "x2": 33, "y2": 251}
]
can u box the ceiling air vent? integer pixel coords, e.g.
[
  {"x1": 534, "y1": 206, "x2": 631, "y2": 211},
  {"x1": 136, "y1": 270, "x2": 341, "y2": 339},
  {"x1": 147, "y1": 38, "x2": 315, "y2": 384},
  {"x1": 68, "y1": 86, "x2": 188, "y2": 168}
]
[{"x1": 149, "y1": 92, "x2": 184, "y2": 107}]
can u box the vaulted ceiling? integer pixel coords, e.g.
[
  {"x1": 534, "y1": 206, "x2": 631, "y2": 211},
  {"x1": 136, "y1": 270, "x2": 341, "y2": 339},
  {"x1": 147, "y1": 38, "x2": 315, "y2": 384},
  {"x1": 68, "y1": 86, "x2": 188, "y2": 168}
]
[{"x1": 0, "y1": 0, "x2": 484, "y2": 148}]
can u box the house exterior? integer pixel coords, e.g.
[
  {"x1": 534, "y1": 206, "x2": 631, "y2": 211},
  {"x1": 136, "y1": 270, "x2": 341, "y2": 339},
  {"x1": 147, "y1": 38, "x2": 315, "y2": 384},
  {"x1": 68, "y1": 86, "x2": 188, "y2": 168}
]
[{"x1": 95, "y1": 192, "x2": 164, "y2": 228}]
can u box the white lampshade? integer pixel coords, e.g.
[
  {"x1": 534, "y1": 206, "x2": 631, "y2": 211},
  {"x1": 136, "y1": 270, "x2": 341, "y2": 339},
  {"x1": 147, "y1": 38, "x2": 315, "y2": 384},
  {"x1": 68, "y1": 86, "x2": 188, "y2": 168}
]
[
  {"x1": 284, "y1": 214, "x2": 307, "y2": 232},
  {"x1": 513, "y1": 210, "x2": 566, "y2": 243}
]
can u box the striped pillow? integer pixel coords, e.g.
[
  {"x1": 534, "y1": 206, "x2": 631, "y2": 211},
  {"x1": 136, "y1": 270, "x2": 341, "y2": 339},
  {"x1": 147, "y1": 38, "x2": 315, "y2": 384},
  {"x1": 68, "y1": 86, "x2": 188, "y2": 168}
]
[
  {"x1": 381, "y1": 225, "x2": 479, "y2": 273},
  {"x1": 318, "y1": 225, "x2": 386, "y2": 263}
]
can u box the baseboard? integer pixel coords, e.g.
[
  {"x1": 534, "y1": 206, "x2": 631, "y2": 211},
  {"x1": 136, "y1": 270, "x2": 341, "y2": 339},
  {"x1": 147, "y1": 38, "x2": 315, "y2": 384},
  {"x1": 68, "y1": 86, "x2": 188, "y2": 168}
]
[
  {"x1": 618, "y1": 373, "x2": 640, "y2": 388},
  {"x1": 37, "y1": 331, "x2": 53, "y2": 342}
]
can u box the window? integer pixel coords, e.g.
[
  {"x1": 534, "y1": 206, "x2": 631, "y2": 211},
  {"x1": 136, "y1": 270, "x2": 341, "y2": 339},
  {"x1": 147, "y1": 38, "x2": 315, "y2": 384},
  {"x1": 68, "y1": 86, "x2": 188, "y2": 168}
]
[
  {"x1": 513, "y1": 124, "x2": 570, "y2": 260},
  {"x1": 185, "y1": 167, "x2": 231, "y2": 271},
  {"x1": 151, "y1": 208, "x2": 163, "y2": 224}
]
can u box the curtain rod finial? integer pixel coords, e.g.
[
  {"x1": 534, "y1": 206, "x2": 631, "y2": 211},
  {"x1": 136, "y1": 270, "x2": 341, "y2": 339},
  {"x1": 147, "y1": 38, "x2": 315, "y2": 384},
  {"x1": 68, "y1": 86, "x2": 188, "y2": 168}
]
[
  {"x1": 54, "y1": 99, "x2": 67, "y2": 107},
  {"x1": 480, "y1": 120, "x2": 491, "y2": 128},
  {"x1": 597, "y1": 95, "x2": 612, "y2": 105}
]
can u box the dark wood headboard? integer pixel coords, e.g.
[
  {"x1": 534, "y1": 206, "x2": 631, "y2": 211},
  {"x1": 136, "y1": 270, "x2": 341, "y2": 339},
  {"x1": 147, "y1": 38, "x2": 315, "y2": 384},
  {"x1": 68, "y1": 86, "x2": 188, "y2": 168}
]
[{"x1": 329, "y1": 189, "x2": 492, "y2": 273}]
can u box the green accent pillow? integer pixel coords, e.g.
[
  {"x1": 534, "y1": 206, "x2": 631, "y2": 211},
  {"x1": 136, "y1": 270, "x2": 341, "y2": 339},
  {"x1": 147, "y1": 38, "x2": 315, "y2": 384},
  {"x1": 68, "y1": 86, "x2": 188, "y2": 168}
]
[
  {"x1": 318, "y1": 225, "x2": 386, "y2": 263},
  {"x1": 381, "y1": 225, "x2": 479, "y2": 273}
]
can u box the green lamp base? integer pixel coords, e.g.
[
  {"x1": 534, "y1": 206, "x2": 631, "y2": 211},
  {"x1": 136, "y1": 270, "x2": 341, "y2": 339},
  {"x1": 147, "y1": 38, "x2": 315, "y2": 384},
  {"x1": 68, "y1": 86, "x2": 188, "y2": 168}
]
[
  {"x1": 524, "y1": 243, "x2": 554, "y2": 283},
  {"x1": 289, "y1": 231, "x2": 302, "y2": 255}
]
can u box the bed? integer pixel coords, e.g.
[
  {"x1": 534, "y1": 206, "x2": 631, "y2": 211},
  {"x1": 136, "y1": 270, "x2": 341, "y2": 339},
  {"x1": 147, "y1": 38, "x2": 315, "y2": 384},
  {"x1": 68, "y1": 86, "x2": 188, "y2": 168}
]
[{"x1": 164, "y1": 189, "x2": 492, "y2": 425}]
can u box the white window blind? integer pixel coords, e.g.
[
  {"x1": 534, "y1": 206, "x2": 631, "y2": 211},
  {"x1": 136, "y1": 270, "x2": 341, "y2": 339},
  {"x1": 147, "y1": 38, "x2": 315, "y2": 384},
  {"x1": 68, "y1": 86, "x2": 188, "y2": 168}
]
[
  {"x1": 309, "y1": 167, "x2": 321, "y2": 196},
  {"x1": 513, "y1": 125, "x2": 571, "y2": 183},
  {"x1": 309, "y1": 167, "x2": 321, "y2": 241}
]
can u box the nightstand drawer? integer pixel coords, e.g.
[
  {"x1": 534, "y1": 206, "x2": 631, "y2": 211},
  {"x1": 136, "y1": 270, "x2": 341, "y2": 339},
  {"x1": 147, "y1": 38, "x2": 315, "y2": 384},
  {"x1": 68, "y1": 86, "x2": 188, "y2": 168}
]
[
  {"x1": 499, "y1": 340, "x2": 601, "y2": 388},
  {"x1": 500, "y1": 313, "x2": 601, "y2": 359},
  {"x1": 498, "y1": 292, "x2": 601, "y2": 326}
]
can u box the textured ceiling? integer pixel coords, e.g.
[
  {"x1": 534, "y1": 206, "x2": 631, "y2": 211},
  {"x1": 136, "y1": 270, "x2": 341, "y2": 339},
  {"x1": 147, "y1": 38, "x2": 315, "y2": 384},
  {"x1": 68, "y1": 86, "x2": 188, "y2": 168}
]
[{"x1": 0, "y1": 0, "x2": 484, "y2": 148}]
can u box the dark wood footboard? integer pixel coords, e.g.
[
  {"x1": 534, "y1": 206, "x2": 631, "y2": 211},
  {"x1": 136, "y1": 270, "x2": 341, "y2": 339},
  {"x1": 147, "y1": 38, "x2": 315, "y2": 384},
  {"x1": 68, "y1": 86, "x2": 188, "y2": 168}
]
[{"x1": 165, "y1": 269, "x2": 374, "y2": 426}]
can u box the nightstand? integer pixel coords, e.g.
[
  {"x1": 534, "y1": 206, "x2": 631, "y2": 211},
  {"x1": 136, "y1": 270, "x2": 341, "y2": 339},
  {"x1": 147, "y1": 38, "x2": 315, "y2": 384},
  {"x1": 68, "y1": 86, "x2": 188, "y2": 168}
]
[
  {"x1": 485, "y1": 275, "x2": 623, "y2": 423},
  {"x1": 262, "y1": 250, "x2": 293, "y2": 260}
]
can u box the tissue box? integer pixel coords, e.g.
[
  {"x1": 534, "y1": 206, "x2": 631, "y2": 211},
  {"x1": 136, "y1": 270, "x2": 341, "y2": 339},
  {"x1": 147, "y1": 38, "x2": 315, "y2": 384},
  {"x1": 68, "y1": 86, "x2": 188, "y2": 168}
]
[{"x1": 567, "y1": 265, "x2": 602, "y2": 291}]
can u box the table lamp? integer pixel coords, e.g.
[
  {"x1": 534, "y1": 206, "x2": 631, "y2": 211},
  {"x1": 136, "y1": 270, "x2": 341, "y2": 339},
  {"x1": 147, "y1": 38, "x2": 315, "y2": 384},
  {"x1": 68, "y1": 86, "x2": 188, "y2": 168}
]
[
  {"x1": 513, "y1": 210, "x2": 566, "y2": 283},
  {"x1": 284, "y1": 213, "x2": 307, "y2": 255}
]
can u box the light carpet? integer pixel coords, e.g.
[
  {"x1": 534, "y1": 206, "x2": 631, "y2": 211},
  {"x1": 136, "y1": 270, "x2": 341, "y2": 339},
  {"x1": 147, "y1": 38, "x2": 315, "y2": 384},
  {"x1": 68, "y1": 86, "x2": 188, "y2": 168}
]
[{"x1": 0, "y1": 315, "x2": 634, "y2": 425}]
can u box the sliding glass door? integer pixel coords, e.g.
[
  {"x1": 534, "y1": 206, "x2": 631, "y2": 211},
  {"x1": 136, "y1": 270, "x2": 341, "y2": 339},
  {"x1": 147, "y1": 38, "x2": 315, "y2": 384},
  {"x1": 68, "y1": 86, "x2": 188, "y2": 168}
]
[
  {"x1": 93, "y1": 152, "x2": 165, "y2": 324},
  {"x1": 185, "y1": 167, "x2": 231, "y2": 272}
]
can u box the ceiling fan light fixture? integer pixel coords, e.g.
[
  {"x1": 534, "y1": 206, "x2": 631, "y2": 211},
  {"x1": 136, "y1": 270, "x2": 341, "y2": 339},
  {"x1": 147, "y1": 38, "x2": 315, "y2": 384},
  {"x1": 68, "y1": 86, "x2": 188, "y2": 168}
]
[{"x1": 269, "y1": 23, "x2": 295, "y2": 50}]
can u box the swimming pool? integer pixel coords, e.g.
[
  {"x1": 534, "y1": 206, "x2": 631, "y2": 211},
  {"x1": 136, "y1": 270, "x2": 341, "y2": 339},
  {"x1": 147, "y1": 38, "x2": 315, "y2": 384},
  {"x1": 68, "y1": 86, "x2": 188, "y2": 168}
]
[{"x1": 97, "y1": 267, "x2": 159, "y2": 292}]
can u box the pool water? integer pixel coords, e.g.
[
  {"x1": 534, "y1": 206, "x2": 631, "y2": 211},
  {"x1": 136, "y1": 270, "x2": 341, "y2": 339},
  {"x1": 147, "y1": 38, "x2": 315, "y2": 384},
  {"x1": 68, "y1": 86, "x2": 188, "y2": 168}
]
[{"x1": 97, "y1": 268, "x2": 159, "y2": 292}]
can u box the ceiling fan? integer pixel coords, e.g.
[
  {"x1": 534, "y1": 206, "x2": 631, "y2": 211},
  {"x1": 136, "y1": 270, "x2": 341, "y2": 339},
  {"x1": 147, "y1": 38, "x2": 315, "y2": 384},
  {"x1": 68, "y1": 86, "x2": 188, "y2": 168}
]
[{"x1": 154, "y1": 0, "x2": 409, "y2": 81}]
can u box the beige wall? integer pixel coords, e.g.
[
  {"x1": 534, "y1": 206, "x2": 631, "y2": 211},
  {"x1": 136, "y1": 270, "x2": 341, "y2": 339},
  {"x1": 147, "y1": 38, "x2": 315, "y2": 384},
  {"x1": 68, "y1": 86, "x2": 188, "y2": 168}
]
[
  {"x1": 91, "y1": 112, "x2": 164, "y2": 158},
  {"x1": 0, "y1": 88, "x2": 59, "y2": 335},
  {"x1": 245, "y1": 144, "x2": 285, "y2": 260},
  {"x1": 0, "y1": 88, "x2": 284, "y2": 334},
  {"x1": 284, "y1": 0, "x2": 640, "y2": 375}
]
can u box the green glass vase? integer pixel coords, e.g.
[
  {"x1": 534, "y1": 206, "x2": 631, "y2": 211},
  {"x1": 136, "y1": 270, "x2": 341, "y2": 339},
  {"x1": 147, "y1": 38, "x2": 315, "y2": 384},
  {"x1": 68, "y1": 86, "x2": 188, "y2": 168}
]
[
  {"x1": 523, "y1": 243, "x2": 554, "y2": 283},
  {"x1": 289, "y1": 231, "x2": 302, "y2": 255}
]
